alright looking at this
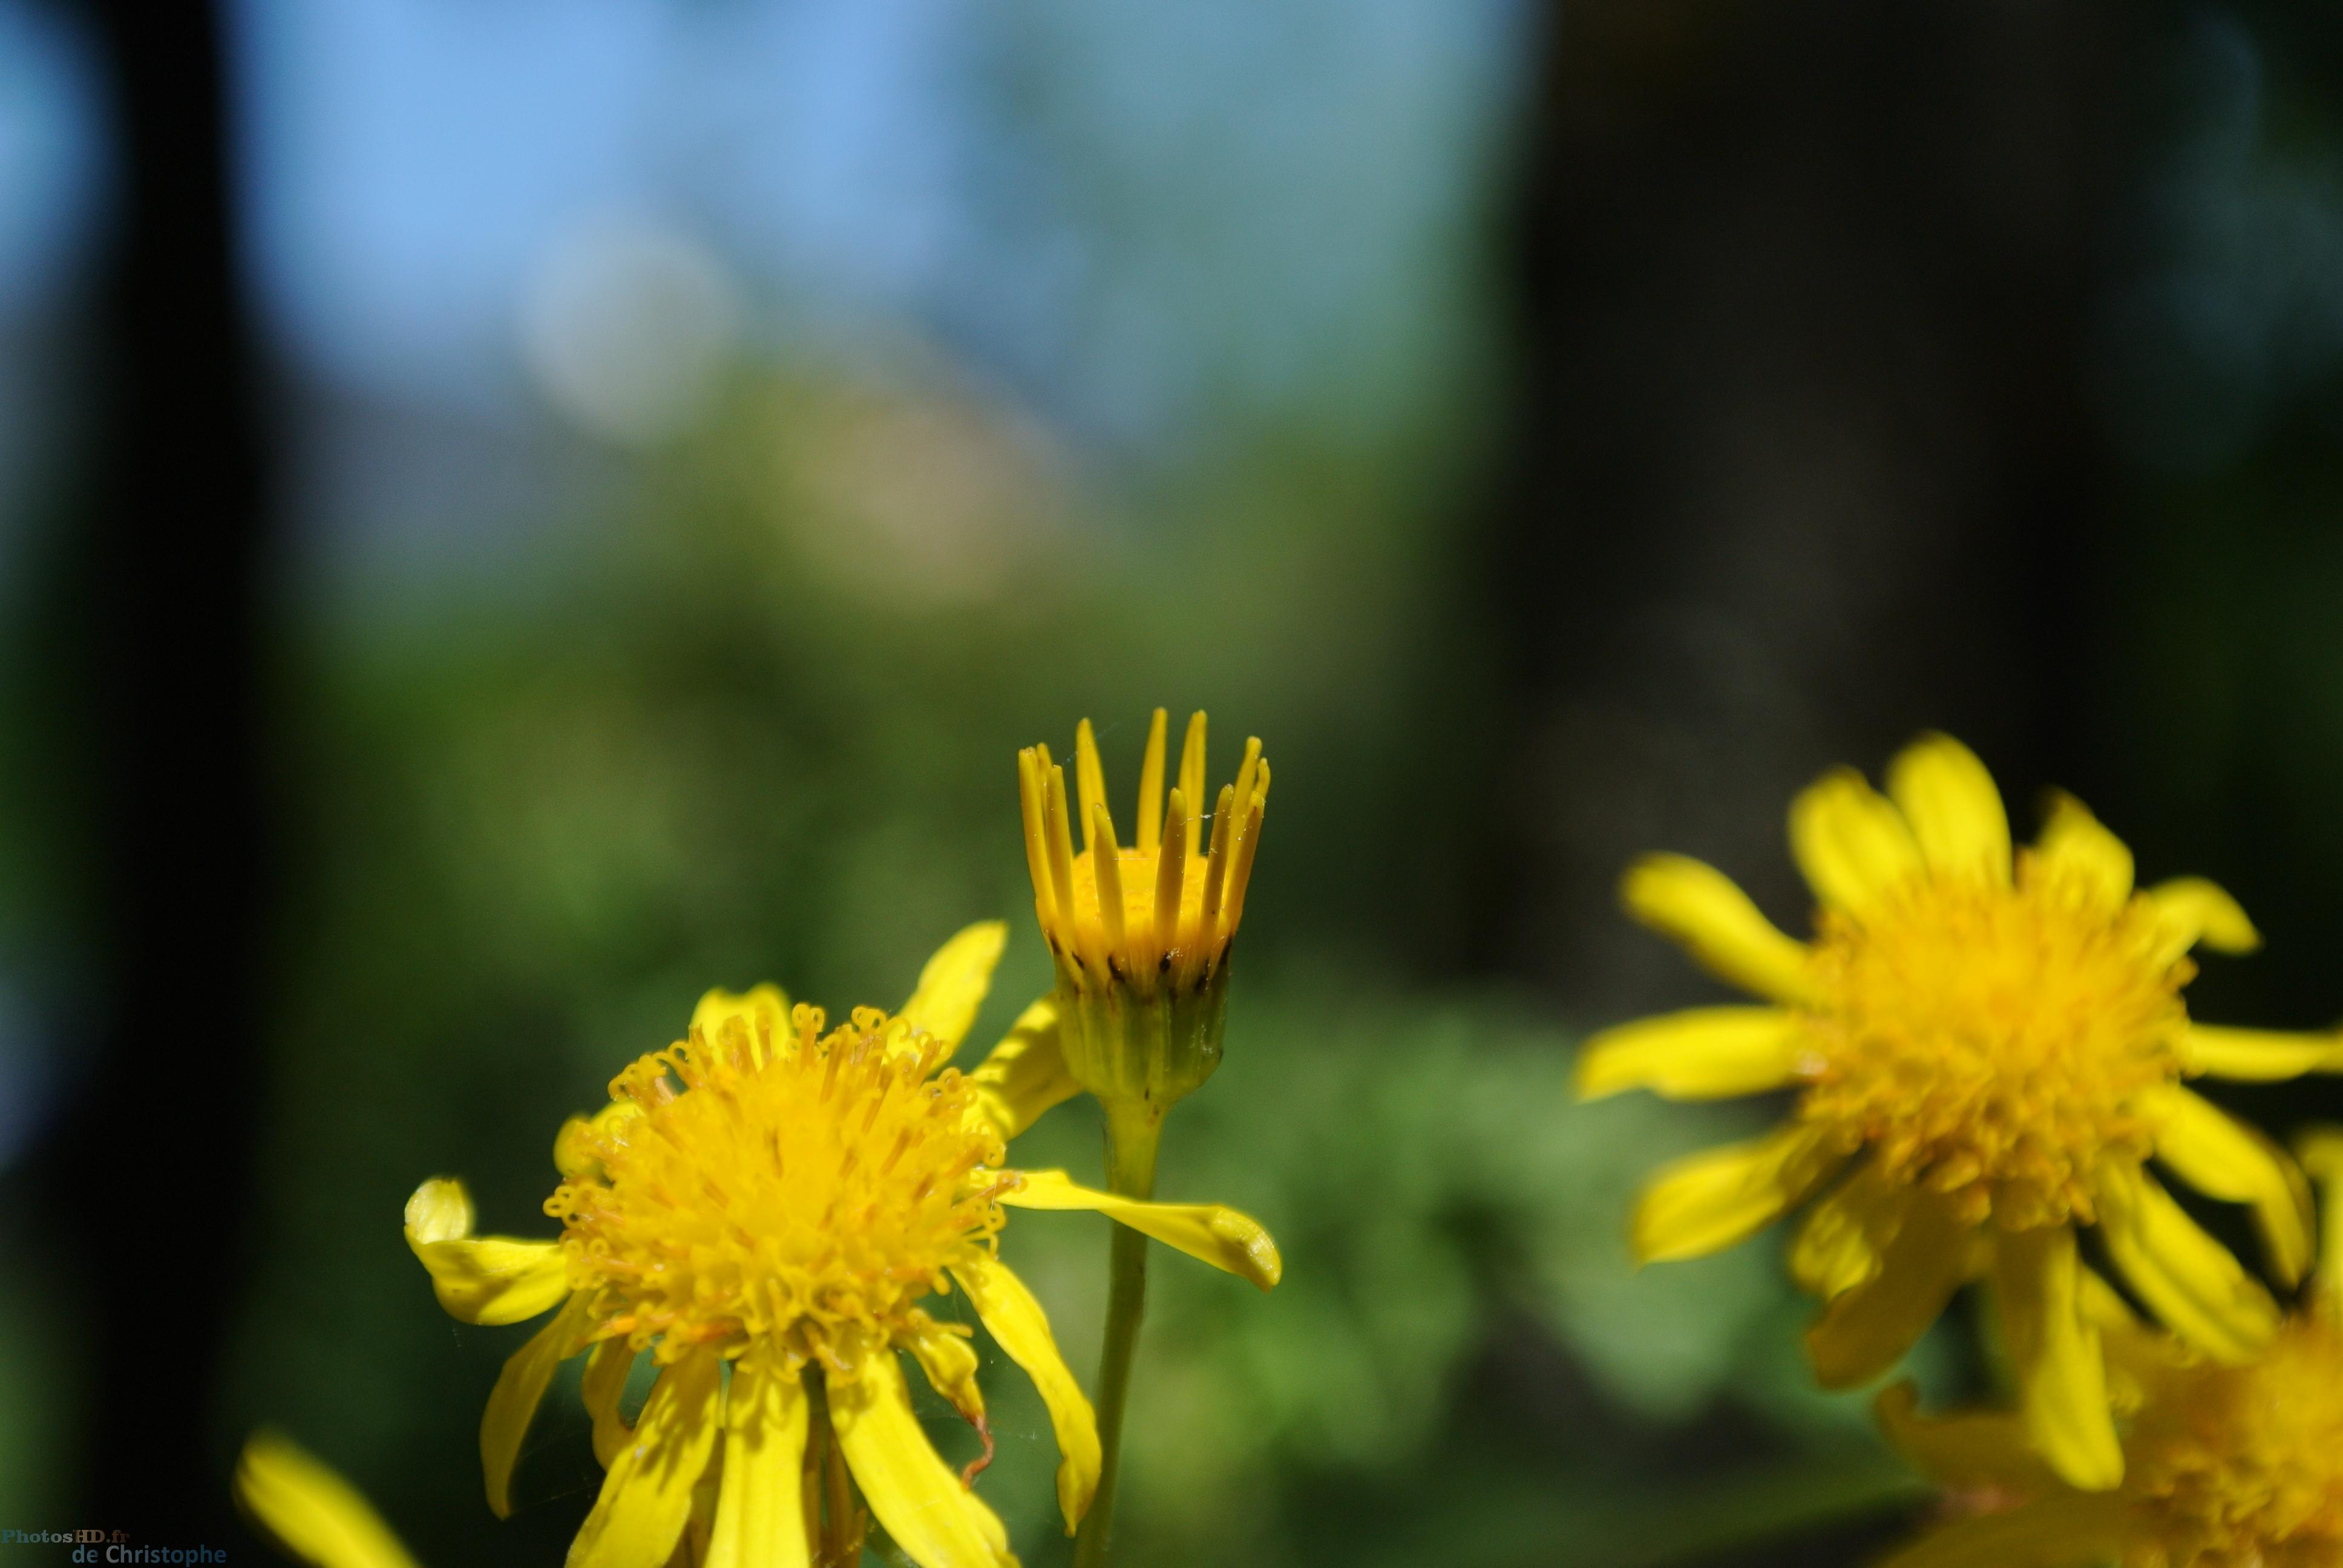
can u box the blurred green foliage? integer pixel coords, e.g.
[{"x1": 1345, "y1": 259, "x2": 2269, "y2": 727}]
[{"x1": 212, "y1": 363, "x2": 1915, "y2": 1566}]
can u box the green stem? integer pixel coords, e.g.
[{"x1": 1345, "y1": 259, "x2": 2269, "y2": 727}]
[{"x1": 1072, "y1": 1098, "x2": 1164, "y2": 1568}]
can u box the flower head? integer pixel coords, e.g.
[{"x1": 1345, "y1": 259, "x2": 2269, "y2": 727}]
[
  {"x1": 1876, "y1": 1132, "x2": 2343, "y2": 1568},
  {"x1": 1580, "y1": 734, "x2": 2339, "y2": 1489},
  {"x1": 404, "y1": 925, "x2": 1280, "y2": 1568},
  {"x1": 1016, "y1": 710, "x2": 1269, "y2": 1110}
]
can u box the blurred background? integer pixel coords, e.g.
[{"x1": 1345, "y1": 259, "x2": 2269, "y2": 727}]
[{"x1": 8, "y1": 2, "x2": 2343, "y2": 1564}]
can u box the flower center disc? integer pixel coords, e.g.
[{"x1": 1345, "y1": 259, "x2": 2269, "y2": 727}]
[
  {"x1": 1797, "y1": 853, "x2": 2191, "y2": 1227},
  {"x1": 548, "y1": 1005, "x2": 1008, "y2": 1368},
  {"x1": 2126, "y1": 1322, "x2": 2343, "y2": 1567}
]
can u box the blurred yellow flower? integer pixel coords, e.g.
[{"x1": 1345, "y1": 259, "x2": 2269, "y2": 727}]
[
  {"x1": 235, "y1": 1431, "x2": 421, "y2": 1568},
  {"x1": 1876, "y1": 1131, "x2": 2343, "y2": 1567},
  {"x1": 1581, "y1": 734, "x2": 2337, "y2": 1489},
  {"x1": 405, "y1": 923, "x2": 1279, "y2": 1568},
  {"x1": 1015, "y1": 709, "x2": 1268, "y2": 1110}
]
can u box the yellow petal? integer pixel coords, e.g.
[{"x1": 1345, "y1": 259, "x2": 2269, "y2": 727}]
[
  {"x1": 966, "y1": 997, "x2": 1081, "y2": 1142},
  {"x1": 583, "y1": 1338, "x2": 637, "y2": 1470},
  {"x1": 1789, "y1": 766, "x2": 1924, "y2": 914},
  {"x1": 690, "y1": 984, "x2": 791, "y2": 1067},
  {"x1": 1788, "y1": 1162, "x2": 1904, "y2": 1299},
  {"x1": 2298, "y1": 1129, "x2": 2343, "y2": 1322},
  {"x1": 1873, "y1": 1382, "x2": 2056, "y2": 1494},
  {"x1": 1804, "y1": 1191, "x2": 1973, "y2": 1389},
  {"x1": 568, "y1": 1350, "x2": 724, "y2": 1568},
  {"x1": 1620, "y1": 854, "x2": 1814, "y2": 1005},
  {"x1": 2143, "y1": 1082, "x2": 2312, "y2": 1285},
  {"x1": 1886, "y1": 734, "x2": 2010, "y2": 884},
  {"x1": 557, "y1": 1102, "x2": 644, "y2": 1180},
  {"x1": 2034, "y1": 792, "x2": 2133, "y2": 909},
  {"x1": 404, "y1": 1178, "x2": 570, "y2": 1327},
  {"x1": 482, "y1": 1293, "x2": 594, "y2": 1517},
  {"x1": 704, "y1": 1350, "x2": 811, "y2": 1568},
  {"x1": 1003, "y1": 1170, "x2": 1281, "y2": 1289},
  {"x1": 1990, "y1": 1225, "x2": 2122, "y2": 1491},
  {"x1": 899, "y1": 922, "x2": 1009, "y2": 1060},
  {"x1": 2145, "y1": 876, "x2": 2260, "y2": 959},
  {"x1": 235, "y1": 1431, "x2": 424, "y2": 1568},
  {"x1": 2184, "y1": 1023, "x2": 2343, "y2": 1082},
  {"x1": 828, "y1": 1354, "x2": 1009, "y2": 1568},
  {"x1": 955, "y1": 1252, "x2": 1101, "y2": 1535},
  {"x1": 1631, "y1": 1120, "x2": 1849, "y2": 1265},
  {"x1": 1575, "y1": 1007, "x2": 1806, "y2": 1103},
  {"x1": 2096, "y1": 1160, "x2": 2277, "y2": 1364},
  {"x1": 1876, "y1": 1495, "x2": 2128, "y2": 1568},
  {"x1": 906, "y1": 1324, "x2": 985, "y2": 1425}
]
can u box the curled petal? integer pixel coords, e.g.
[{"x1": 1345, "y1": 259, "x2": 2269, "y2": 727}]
[
  {"x1": 1575, "y1": 1007, "x2": 1806, "y2": 1103},
  {"x1": 483, "y1": 1293, "x2": 595, "y2": 1518},
  {"x1": 1003, "y1": 1169, "x2": 1281, "y2": 1289},
  {"x1": 2145, "y1": 877, "x2": 2259, "y2": 961},
  {"x1": 1620, "y1": 854, "x2": 1814, "y2": 1005},
  {"x1": 1789, "y1": 1162, "x2": 1905, "y2": 1299},
  {"x1": 899, "y1": 922, "x2": 1009, "y2": 1060},
  {"x1": 2034, "y1": 792, "x2": 2132, "y2": 909},
  {"x1": 691, "y1": 984, "x2": 791, "y2": 1067},
  {"x1": 404, "y1": 1178, "x2": 570, "y2": 1326},
  {"x1": 1804, "y1": 1190, "x2": 1973, "y2": 1389}
]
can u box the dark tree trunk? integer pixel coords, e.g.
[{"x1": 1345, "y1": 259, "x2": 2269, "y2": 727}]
[{"x1": 1480, "y1": 0, "x2": 2131, "y2": 1019}]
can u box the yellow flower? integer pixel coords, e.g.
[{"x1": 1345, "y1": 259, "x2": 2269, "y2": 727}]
[
  {"x1": 404, "y1": 924, "x2": 1280, "y2": 1568},
  {"x1": 1876, "y1": 1131, "x2": 2343, "y2": 1567},
  {"x1": 1580, "y1": 733, "x2": 2338, "y2": 1489},
  {"x1": 235, "y1": 1431, "x2": 421, "y2": 1568},
  {"x1": 1015, "y1": 709, "x2": 1269, "y2": 1109}
]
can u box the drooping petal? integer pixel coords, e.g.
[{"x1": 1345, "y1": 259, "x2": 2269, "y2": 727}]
[
  {"x1": 234, "y1": 1431, "x2": 424, "y2": 1568},
  {"x1": 2298, "y1": 1129, "x2": 2343, "y2": 1323},
  {"x1": 704, "y1": 1350, "x2": 811, "y2": 1568},
  {"x1": 1620, "y1": 854, "x2": 1814, "y2": 1005},
  {"x1": 568, "y1": 1350, "x2": 724, "y2": 1568},
  {"x1": 1805, "y1": 1190, "x2": 1973, "y2": 1389},
  {"x1": 899, "y1": 922, "x2": 1009, "y2": 1060},
  {"x1": 1789, "y1": 1161, "x2": 1906, "y2": 1299},
  {"x1": 965, "y1": 997, "x2": 1081, "y2": 1142},
  {"x1": 691, "y1": 984, "x2": 791, "y2": 1067},
  {"x1": 828, "y1": 1354, "x2": 1009, "y2": 1568},
  {"x1": 1875, "y1": 1495, "x2": 2128, "y2": 1568},
  {"x1": 1990, "y1": 1225, "x2": 2122, "y2": 1491},
  {"x1": 2142, "y1": 1082, "x2": 2313, "y2": 1285},
  {"x1": 2034, "y1": 792, "x2": 2133, "y2": 909},
  {"x1": 404, "y1": 1178, "x2": 571, "y2": 1326},
  {"x1": 2096, "y1": 1160, "x2": 2278, "y2": 1364},
  {"x1": 1886, "y1": 734, "x2": 2010, "y2": 885},
  {"x1": 483, "y1": 1293, "x2": 595, "y2": 1518},
  {"x1": 2184, "y1": 1024, "x2": 2343, "y2": 1082},
  {"x1": 1575, "y1": 1007, "x2": 1807, "y2": 1103},
  {"x1": 1873, "y1": 1382, "x2": 2057, "y2": 1494},
  {"x1": 2145, "y1": 877, "x2": 2259, "y2": 961},
  {"x1": 583, "y1": 1337, "x2": 638, "y2": 1469},
  {"x1": 1630, "y1": 1120, "x2": 1849, "y2": 1266},
  {"x1": 955, "y1": 1252, "x2": 1101, "y2": 1535},
  {"x1": 1003, "y1": 1171, "x2": 1281, "y2": 1289},
  {"x1": 905, "y1": 1324, "x2": 985, "y2": 1425},
  {"x1": 1789, "y1": 766, "x2": 1924, "y2": 915}
]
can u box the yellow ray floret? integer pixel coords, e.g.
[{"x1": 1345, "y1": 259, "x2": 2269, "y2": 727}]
[
  {"x1": 1876, "y1": 1129, "x2": 2343, "y2": 1567},
  {"x1": 234, "y1": 1432, "x2": 423, "y2": 1568},
  {"x1": 402, "y1": 923, "x2": 1281, "y2": 1568},
  {"x1": 1579, "y1": 733, "x2": 2343, "y2": 1491}
]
